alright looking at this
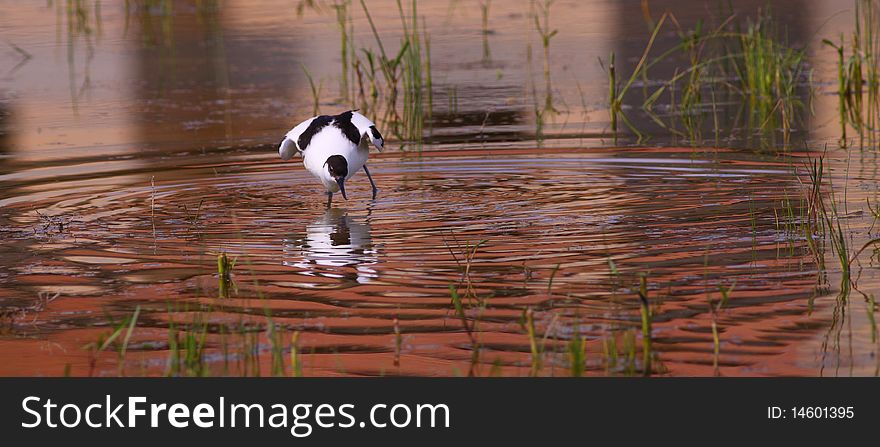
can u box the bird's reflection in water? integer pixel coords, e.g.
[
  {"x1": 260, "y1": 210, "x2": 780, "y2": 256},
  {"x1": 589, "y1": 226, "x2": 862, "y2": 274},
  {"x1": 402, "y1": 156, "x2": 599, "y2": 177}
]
[{"x1": 283, "y1": 208, "x2": 378, "y2": 285}]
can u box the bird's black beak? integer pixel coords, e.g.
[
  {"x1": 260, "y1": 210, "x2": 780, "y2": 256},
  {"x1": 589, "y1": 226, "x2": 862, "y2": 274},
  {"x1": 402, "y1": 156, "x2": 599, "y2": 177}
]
[{"x1": 336, "y1": 178, "x2": 347, "y2": 200}]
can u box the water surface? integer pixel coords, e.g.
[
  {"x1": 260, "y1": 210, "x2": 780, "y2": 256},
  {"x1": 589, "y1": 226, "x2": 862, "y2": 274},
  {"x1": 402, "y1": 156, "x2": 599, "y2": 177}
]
[{"x1": 0, "y1": 0, "x2": 878, "y2": 376}]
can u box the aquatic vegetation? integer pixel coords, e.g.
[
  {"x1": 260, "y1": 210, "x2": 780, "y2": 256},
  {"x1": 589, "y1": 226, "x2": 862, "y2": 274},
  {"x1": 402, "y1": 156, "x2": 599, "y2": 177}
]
[
  {"x1": 823, "y1": 0, "x2": 880, "y2": 148},
  {"x1": 734, "y1": 13, "x2": 807, "y2": 146},
  {"x1": 868, "y1": 294, "x2": 878, "y2": 343},
  {"x1": 10, "y1": 0, "x2": 880, "y2": 379},
  {"x1": 332, "y1": 0, "x2": 354, "y2": 102},
  {"x1": 302, "y1": 64, "x2": 323, "y2": 116},
  {"x1": 393, "y1": 317, "x2": 402, "y2": 368},
  {"x1": 267, "y1": 320, "x2": 286, "y2": 377},
  {"x1": 547, "y1": 263, "x2": 560, "y2": 295},
  {"x1": 604, "y1": 10, "x2": 667, "y2": 143},
  {"x1": 0, "y1": 292, "x2": 60, "y2": 336},
  {"x1": 83, "y1": 305, "x2": 140, "y2": 377},
  {"x1": 217, "y1": 252, "x2": 236, "y2": 298},
  {"x1": 449, "y1": 284, "x2": 481, "y2": 376},
  {"x1": 533, "y1": 0, "x2": 558, "y2": 114},
  {"x1": 445, "y1": 237, "x2": 487, "y2": 306},
  {"x1": 480, "y1": 0, "x2": 492, "y2": 62},
  {"x1": 290, "y1": 331, "x2": 303, "y2": 377},
  {"x1": 710, "y1": 282, "x2": 734, "y2": 375},
  {"x1": 524, "y1": 308, "x2": 541, "y2": 376},
  {"x1": 612, "y1": 9, "x2": 810, "y2": 147},
  {"x1": 637, "y1": 275, "x2": 652, "y2": 376},
  {"x1": 353, "y1": 0, "x2": 430, "y2": 146},
  {"x1": 567, "y1": 335, "x2": 586, "y2": 377}
]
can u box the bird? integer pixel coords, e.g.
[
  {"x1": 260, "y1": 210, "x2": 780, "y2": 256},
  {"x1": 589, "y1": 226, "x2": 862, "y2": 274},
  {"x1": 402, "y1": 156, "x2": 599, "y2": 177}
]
[
  {"x1": 278, "y1": 110, "x2": 384, "y2": 206},
  {"x1": 282, "y1": 208, "x2": 377, "y2": 284}
]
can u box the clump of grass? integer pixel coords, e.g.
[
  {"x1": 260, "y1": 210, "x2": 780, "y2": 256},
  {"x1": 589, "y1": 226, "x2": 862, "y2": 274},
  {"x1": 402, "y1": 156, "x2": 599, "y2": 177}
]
[
  {"x1": 824, "y1": 37, "x2": 851, "y2": 145},
  {"x1": 614, "y1": 9, "x2": 810, "y2": 147},
  {"x1": 449, "y1": 284, "x2": 481, "y2": 376},
  {"x1": 568, "y1": 334, "x2": 586, "y2": 377},
  {"x1": 165, "y1": 309, "x2": 209, "y2": 377},
  {"x1": 84, "y1": 305, "x2": 141, "y2": 376},
  {"x1": 240, "y1": 327, "x2": 262, "y2": 377},
  {"x1": 603, "y1": 8, "x2": 666, "y2": 143},
  {"x1": 524, "y1": 308, "x2": 541, "y2": 376},
  {"x1": 602, "y1": 336, "x2": 618, "y2": 373},
  {"x1": 533, "y1": 0, "x2": 558, "y2": 113},
  {"x1": 797, "y1": 157, "x2": 828, "y2": 275},
  {"x1": 268, "y1": 321, "x2": 286, "y2": 377},
  {"x1": 290, "y1": 331, "x2": 303, "y2": 377},
  {"x1": 396, "y1": 0, "x2": 427, "y2": 145},
  {"x1": 354, "y1": 0, "x2": 430, "y2": 146},
  {"x1": 622, "y1": 330, "x2": 638, "y2": 375},
  {"x1": 710, "y1": 282, "x2": 735, "y2": 375},
  {"x1": 217, "y1": 252, "x2": 235, "y2": 298},
  {"x1": 823, "y1": 0, "x2": 880, "y2": 147},
  {"x1": 802, "y1": 156, "x2": 852, "y2": 285}
]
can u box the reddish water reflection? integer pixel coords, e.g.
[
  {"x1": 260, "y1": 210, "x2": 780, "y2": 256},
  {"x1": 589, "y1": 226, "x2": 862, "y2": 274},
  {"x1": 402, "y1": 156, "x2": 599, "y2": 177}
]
[{"x1": 0, "y1": 1, "x2": 878, "y2": 376}]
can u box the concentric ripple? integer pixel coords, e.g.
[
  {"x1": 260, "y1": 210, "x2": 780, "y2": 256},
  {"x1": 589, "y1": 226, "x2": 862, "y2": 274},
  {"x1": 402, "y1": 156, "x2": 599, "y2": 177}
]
[{"x1": 0, "y1": 146, "x2": 846, "y2": 376}]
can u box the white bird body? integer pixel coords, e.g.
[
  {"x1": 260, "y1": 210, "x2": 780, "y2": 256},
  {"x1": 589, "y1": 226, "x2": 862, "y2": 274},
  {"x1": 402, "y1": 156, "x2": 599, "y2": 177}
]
[
  {"x1": 282, "y1": 208, "x2": 378, "y2": 283},
  {"x1": 278, "y1": 110, "x2": 384, "y2": 203}
]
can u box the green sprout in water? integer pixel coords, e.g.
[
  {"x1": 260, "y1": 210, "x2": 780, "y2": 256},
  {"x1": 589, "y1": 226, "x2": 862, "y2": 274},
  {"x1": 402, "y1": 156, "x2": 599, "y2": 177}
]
[
  {"x1": 291, "y1": 331, "x2": 303, "y2": 377},
  {"x1": 524, "y1": 308, "x2": 541, "y2": 376},
  {"x1": 710, "y1": 281, "x2": 735, "y2": 375},
  {"x1": 568, "y1": 335, "x2": 586, "y2": 377},
  {"x1": 637, "y1": 275, "x2": 652, "y2": 376},
  {"x1": 217, "y1": 252, "x2": 236, "y2": 298}
]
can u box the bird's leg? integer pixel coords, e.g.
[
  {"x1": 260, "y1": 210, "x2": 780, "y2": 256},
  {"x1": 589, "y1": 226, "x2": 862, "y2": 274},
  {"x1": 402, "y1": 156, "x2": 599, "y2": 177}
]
[
  {"x1": 326, "y1": 191, "x2": 333, "y2": 207},
  {"x1": 363, "y1": 164, "x2": 378, "y2": 199}
]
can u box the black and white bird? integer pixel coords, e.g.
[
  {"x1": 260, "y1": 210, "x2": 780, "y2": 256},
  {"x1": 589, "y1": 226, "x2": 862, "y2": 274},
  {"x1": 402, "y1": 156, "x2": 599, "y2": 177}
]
[{"x1": 278, "y1": 110, "x2": 384, "y2": 206}]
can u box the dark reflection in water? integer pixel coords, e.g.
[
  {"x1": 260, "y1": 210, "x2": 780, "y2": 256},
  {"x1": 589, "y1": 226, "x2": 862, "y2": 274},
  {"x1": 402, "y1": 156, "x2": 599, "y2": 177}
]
[{"x1": 284, "y1": 208, "x2": 378, "y2": 286}]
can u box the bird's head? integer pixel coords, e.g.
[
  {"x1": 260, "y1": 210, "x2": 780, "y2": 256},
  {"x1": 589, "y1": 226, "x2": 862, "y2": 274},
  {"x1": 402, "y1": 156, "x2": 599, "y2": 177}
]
[{"x1": 324, "y1": 155, "x2": 349, "y2": 199}]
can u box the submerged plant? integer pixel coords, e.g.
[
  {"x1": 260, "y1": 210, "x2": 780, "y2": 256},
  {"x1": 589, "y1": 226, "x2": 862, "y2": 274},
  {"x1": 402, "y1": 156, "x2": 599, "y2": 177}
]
[
  {"x1": 822, "y1": 0, "x2": 880, "y2": 148},
  {"x1": 217, "y1": 252, "x2": 236, "y2": 298},
  {"x1": 710, "y1": 282, "x2": 735, "y2": 375},
  {"x1": 479, "y1": 0, "x2": 492, "y2": 62},
  {"x1": 356, "y1": 0, "x2": 429, "y2": 146},
  {"x1": 612, "y1": 9, "x2": 810, "y2": 147},
  {"x1": 524, "y1": 308, "x2": 541, "y2": 376},
  {"x1": 568, "y1": 335, "x2": 586, "y2": 377},
  {"x1": 290, "y1": 331, "x2": 303, "y2": 377},
  {"x1": 637, "y1": 275, "x2": 652, "y2": 376},
  {"x1": 83, "y1": 305, "x2": 141, "y2": 377}
]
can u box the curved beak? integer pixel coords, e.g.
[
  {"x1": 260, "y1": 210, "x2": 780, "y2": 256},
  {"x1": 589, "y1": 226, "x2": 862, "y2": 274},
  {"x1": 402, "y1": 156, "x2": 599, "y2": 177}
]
[{"x1": 336, "y1": 178, "x2": 347, "y2": 200}]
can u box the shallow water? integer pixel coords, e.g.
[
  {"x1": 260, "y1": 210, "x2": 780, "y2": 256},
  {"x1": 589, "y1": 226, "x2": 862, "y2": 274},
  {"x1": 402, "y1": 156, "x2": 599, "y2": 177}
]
[{"x1": 0, "y1": 0, "x2": 878, "y2": 376}]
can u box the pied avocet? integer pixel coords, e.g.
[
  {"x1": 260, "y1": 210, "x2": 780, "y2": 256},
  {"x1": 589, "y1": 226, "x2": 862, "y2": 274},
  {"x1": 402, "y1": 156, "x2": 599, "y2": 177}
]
[{"x1": 278, "y1": 110, "x2": 384, "y2": 206}]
